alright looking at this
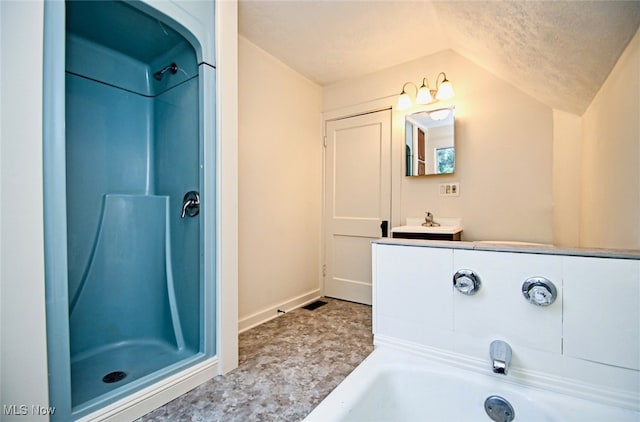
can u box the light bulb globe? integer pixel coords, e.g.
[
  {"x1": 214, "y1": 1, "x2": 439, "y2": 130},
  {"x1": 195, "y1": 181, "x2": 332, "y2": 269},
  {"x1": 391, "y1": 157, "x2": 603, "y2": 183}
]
[
  {"x1": 397, "y1": 92, "x2": 412, "y2": 110},
  {"x1": 416, "y1": 85, "x2": 433, "y2": 104},
  {"x1": 436, "y1": 80, "x2": 455, "y2": 100}
]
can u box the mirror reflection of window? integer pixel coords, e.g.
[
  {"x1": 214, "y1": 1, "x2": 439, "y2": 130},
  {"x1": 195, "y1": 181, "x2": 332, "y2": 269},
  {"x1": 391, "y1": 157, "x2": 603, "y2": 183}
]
[
  {"x1": 436, "y1": 147, "x2": 455, "y2": 174},
  {"x1": 405, "y1": 106, "x2": 455, "y2": 176}
]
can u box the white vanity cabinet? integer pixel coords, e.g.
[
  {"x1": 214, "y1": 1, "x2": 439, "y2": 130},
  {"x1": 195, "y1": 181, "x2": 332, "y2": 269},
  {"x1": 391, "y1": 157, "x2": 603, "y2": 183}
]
[
  {"x1": 563, "y1": 256, "x2": 640, "y2": 370},
  {"x1": 452, "y1": 250, "x2": 563, "y2": 354},
  {"x1": 373, "y1": 244, "x2": 454, "y2": 348}
]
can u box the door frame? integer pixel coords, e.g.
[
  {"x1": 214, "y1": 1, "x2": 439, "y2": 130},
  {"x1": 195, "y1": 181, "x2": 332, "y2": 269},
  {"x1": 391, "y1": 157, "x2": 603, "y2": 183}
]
[{"x1": 321, "y1": 97, "x2": 404, "y2": 300}]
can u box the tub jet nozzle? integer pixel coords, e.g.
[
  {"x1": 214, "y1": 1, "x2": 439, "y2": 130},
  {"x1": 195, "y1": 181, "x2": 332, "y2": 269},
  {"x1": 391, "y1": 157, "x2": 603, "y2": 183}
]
[{"x1": 154, "y1": 62, "x2": 178, "y2": 81}]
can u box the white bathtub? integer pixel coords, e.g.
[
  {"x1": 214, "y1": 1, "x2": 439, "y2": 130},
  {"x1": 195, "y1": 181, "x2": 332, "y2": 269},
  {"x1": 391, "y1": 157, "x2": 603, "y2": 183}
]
[{"x1": 304, "y1": 347, "x2": 639, "y2": 422}]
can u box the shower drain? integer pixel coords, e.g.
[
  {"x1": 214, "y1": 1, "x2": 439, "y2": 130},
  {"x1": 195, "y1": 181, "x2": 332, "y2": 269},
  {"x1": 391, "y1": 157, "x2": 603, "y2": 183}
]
[{"x1": 102, "y1": 371, "x2": 127, "y2": 384}]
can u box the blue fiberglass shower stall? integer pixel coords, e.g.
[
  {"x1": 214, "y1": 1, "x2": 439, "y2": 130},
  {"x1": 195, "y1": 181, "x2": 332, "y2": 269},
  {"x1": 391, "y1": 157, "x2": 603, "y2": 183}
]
[{"x1": 43, "y1": 1, "x2": 216, "y2": 419}]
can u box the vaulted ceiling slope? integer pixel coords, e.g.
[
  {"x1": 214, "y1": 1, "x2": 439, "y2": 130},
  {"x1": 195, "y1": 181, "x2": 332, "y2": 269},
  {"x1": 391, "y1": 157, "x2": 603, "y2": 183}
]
[{"x1": 238, "y1": 0, "x2": 640, "y2": 115}]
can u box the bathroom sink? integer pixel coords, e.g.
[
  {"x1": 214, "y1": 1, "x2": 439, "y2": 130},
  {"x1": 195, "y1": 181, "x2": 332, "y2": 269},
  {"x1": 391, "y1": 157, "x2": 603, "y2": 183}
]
[
  {"x1": 392, "y1": 225, "x2": 462, "y2": 235},
  {"x1": 391, "y1": 217, "x2": 463, "y2": 241}
]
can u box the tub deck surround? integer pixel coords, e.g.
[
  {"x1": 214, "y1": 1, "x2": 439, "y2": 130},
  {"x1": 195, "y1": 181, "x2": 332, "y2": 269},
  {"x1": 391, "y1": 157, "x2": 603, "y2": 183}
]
[
  {"x1": 371, "y1": 240, "x2": 640, "y2": 413},
  {"x1": 376, "y1": 237, "x2": 640, "y2": 259},
  {"x1": 304, "y1": 347, "x2": 640, "y2": 422}
]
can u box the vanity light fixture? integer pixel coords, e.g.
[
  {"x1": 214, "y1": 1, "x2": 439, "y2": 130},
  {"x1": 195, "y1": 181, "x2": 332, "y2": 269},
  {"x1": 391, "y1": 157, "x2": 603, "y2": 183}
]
[{"x1": 397, "y1": 72, "x2": 455, "y2": 110}]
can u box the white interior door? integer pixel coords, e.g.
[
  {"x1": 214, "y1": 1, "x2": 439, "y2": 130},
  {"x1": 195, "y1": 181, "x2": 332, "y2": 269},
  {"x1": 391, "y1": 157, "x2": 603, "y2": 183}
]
[{"x1": 324, "y1": 109, "x2": 391, "y2": 305}]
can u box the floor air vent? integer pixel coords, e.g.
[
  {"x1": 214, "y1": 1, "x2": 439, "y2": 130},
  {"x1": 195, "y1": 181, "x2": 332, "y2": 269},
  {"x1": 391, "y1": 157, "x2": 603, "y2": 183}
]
[{"x1": 302, "y1": 300, "x2": 327, "y2": 311}]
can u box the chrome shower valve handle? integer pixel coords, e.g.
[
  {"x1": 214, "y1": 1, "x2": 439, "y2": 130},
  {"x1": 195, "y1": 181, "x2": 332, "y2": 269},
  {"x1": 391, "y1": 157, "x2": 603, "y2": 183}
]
[{"x1": 181, "y1": 191, "x2": 200, "y2": 218}]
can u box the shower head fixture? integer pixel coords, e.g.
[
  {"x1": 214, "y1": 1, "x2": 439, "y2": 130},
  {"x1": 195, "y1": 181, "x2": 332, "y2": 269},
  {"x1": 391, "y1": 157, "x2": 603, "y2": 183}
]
[{"x1": 154, "y1": 62, "x2": 178, "y2": 81}]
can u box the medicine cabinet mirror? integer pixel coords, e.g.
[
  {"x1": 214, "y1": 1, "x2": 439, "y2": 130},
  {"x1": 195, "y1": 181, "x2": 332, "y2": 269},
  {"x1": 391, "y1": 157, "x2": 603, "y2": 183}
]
[{"x1": 405, "y1": 106, "x2": 455, "y2": 176}]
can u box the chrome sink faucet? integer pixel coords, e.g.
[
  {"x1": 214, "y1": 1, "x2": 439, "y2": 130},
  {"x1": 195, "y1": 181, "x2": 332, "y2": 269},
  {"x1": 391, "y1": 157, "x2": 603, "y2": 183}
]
[
  {"x1": 422, "y1": 211, "x2": 440, "y2": 227},
  {"x1": 490, "y1": 340, "x2": 512, "y2": 375}
]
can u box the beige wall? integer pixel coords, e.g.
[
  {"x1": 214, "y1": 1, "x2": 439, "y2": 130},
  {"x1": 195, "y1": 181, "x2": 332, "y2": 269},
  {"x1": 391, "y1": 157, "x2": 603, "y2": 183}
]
[
  {"x1": 238, "y1": 37, "x2": 323, "y2": 330},
  {"x1": 324, "y1": 50, "x2": 554, "y2": 243},
  {"x1": 580, "y1": 28, "x2": 640, "y2": 250},
  {"x1": 552, "y1": 110, "x2": 582, "y2": 247}
]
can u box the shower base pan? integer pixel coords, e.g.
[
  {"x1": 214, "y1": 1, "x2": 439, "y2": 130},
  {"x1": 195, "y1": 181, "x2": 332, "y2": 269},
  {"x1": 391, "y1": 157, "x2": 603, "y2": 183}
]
[{"x1": 71, "y1": 340, "x2": 194, "y2": 407}]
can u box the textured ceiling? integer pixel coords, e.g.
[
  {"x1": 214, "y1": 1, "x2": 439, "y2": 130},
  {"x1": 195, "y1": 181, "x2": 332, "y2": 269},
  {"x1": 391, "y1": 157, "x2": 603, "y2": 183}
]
[
  {"x1": 239, "y1": 0, "x2": 640, "y2": 115},
  {"x1": 435, "y1": 1, "x2": 640, "y2": 114}
]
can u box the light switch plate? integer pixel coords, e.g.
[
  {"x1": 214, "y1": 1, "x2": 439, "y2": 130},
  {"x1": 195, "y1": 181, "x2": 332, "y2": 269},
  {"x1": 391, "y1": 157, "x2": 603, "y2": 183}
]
[{"x1": 439, "y1": 182, "x2": 460, "y2": 197}]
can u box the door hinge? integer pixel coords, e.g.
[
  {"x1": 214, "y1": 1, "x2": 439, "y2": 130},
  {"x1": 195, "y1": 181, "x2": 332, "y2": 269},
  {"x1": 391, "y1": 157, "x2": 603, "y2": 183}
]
[
  {"x1": 322, "y1": 264, "x2": 326, "y2": 277},
  {"x1": 323, "y1": 136, "x2": 327, "y2": 148}
]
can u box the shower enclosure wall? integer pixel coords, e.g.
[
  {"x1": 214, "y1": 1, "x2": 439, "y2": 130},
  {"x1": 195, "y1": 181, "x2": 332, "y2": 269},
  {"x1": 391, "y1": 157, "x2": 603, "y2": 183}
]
[{"x1": 43, "y1": 1, "x2": 216, "y2": 420}]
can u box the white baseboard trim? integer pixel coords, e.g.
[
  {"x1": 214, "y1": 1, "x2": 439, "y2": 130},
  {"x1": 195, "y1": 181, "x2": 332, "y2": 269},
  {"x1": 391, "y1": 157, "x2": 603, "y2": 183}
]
[
  {"x1": 239, "y1": 290, "x2": 321, "y2": 333},
  {"x1": 78, "y1": 357, "x2": 219, "y2": 422}
]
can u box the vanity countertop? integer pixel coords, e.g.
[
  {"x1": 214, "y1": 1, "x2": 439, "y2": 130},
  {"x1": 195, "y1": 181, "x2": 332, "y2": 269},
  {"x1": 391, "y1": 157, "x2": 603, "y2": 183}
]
[
  {"x1": 373, "y1": 238, "x2": 640, "y2": 260},
  {"x1": 392, "y1": 225, "x2": 463, "y2": 235}
]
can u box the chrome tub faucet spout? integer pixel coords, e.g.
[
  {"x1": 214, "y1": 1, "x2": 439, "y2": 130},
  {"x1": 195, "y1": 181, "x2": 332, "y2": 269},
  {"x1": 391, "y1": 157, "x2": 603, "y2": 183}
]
[{"x1": 490, "y1": 340, "x2": 512, "y2": 375}]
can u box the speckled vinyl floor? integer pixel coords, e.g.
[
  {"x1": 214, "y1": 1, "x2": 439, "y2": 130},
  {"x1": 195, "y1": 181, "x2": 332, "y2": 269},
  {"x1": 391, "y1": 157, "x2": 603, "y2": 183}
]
[{"x1": 138, "y1": 298, "x2": 373, "y2": 422}]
